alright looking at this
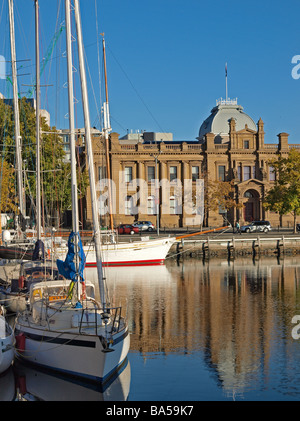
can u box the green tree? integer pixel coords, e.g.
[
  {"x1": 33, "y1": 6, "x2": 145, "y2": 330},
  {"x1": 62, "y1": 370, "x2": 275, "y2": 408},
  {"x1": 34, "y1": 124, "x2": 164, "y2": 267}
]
[
  {"x1": 264, "y1": 149, "x2": 300, "y2": 233},
  {"x1": 0, "y1": 97, "x2": 89, "y2": 227}
]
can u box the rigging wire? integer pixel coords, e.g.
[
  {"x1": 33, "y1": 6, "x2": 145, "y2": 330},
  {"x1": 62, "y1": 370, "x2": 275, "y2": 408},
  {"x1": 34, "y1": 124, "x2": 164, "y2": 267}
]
[{"x1": 106, "y1": 44, "x2": 166, "y2": 134}]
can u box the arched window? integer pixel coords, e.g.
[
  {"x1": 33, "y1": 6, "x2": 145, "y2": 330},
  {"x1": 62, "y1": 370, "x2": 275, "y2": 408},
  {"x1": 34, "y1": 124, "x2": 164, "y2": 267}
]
[{"x1": 244, "y1": 190, "x2": 259, "y2": 198}]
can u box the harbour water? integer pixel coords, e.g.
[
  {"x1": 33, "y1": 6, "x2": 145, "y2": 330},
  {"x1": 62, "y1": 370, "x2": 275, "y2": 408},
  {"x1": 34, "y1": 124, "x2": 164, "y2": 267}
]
[{"x1": 2, "y1": 256, "x2": 300, "y2": 401}]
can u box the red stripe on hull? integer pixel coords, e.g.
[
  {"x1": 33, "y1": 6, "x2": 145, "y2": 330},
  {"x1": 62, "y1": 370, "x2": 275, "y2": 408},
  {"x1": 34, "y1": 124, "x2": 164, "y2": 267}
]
[{"x1": 85, "y1": 259, "x2": 165, "y2": 267}]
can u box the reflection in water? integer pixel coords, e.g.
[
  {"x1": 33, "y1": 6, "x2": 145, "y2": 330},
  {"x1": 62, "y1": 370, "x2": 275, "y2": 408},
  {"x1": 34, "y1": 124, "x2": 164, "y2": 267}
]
[
  {"x1": 13, "y1": 358, "x2": 131, "y2": 401},
  {"x1": 86, "y1": 257, "x2": 300, "y2": 400},
  {"x1": 2, "y1": 257, "x2": 300, "y2": 400}
]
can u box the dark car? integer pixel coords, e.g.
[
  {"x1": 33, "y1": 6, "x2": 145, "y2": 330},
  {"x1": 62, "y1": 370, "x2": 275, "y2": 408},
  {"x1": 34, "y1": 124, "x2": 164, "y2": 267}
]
[
  {"x1": 297, "y1": 223, "x2": 300, "y2": 232},
  {"x1": 117, "y1": 224, "x2": 139, "y2": 235},
  {"x1": 132, "y1": 221, "x2": 155, "y2": 232},
  {"x1": 241, "y1": 220, "x2": 272, "y2": 233}
]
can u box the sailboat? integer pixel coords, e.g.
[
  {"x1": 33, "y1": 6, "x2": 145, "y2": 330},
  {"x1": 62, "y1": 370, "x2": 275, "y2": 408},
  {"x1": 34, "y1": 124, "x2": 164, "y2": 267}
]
[
  {"x1": 14, "y1": 0, "x2": 130, "y2": 383},
  {"x1": 0, "y1": 306, "x2": 14, "y2": 374},
  {"x1": 52, "y1": 34, "x2": 177, "y2": 267}
]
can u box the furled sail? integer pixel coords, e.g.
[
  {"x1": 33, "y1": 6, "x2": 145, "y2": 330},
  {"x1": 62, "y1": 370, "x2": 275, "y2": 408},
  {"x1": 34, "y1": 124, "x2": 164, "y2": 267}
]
[{"x1": 56, "y1": 231, "x2": 86, "y2": 282}]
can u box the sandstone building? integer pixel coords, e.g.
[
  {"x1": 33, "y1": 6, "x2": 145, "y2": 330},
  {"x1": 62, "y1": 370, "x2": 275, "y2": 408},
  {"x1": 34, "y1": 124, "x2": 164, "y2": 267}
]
[{"x1": 81, "y1": 98, "x2": 299, "y2": 229}]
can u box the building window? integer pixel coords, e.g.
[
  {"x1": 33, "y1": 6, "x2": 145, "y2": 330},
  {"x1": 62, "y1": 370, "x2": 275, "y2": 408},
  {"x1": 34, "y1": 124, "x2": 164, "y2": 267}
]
[
  {"x1": 125, "y1": 195, "x2": 133, "y2": 215},
  {"x1": 269, "y1": 166, "x2": 276, "y2": 181},
  {"x1": 243, "y1": 166, "x2": 251, "y2": 181},
  {"x1": 170, "y1": 166, "x2": 177, "y2": 182},
  {"x1": 147, "y1": 166, "x2": 155, "y2": 182},
  {"x1": 98, "y1": 166, "x2": 106, "y2": 180},
  {"x1": 192, "y1": 166, "x2": 199, "y2": 182},
  {"x1": 170, "y1": 196, "x2": 177, "y2": 214},
  {"x1": 252, "y1": 165, "x2": 256, "y2": 179},
  {"x1": 244, "y1": 140, "x2": 250, "y2": 149},
  {"x1": 147, "y1": 195, "x2": 155, "y2": 215},
  {"x1": 218, "y1": 165, "x2": 226, "y2": 181},
  {"x1": 124, "y1": 166, "x2": 133, "y2": 183},
  {"x1": 238, "y1": 166, "x2": 241, "y2": 181}
]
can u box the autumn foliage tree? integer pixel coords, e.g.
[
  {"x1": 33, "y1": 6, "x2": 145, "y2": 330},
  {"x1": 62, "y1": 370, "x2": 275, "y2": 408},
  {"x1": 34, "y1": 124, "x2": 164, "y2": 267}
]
[
  {"x1": 264, "y1": 148, "x2": 300, "y2": 232},
  {"x1": 204, "y1": 179, "x2": 242, "y2": 226},
  {"x1": 0, "y1": 160, "x2": 18, "y2": 213}
]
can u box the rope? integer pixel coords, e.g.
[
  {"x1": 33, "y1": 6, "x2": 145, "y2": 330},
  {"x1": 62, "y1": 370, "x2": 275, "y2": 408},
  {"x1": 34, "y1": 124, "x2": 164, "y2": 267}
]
[{"x1": 165, "y1": 225, "x2": 232, "y2": 260}]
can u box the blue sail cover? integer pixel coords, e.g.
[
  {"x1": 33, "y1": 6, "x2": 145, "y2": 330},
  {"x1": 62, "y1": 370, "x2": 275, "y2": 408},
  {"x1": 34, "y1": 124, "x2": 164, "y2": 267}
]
[{"x1": 56, "y1": 231, "x2": 86, "y2": 282}]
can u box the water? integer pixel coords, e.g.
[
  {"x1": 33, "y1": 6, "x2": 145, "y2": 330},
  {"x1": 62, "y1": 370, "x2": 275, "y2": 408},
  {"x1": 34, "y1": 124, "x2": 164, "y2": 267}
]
[{"x1": 2, "y1": 256, "x2": 300, "y2": 401}]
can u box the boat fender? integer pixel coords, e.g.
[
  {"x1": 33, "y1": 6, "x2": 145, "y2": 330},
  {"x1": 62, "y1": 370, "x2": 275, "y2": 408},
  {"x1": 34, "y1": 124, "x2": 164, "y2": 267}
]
[
  {"x1": 18, "y1": 276, "x2": 25, "y2": 289},
  {"x1": 15, "y1": 333, "x2": 26, "y2": 353}
]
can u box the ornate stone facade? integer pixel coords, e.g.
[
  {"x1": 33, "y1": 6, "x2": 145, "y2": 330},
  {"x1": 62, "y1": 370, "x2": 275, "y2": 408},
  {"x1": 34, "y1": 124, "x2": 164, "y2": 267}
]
[{"x1": 82, "y1": 100, "x2": 299, "y2": 229}]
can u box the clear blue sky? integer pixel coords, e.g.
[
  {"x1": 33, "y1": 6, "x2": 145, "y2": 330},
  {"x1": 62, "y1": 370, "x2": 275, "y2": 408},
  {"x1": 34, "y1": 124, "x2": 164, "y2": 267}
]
[{"x1": 1, "y1": 0, "x2": 300, "y2": 143}]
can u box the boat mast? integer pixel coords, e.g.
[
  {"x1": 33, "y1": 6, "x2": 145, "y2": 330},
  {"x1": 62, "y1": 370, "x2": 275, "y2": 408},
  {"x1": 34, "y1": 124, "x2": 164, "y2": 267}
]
[
  {"x1": 65, "y1": 0, "x2": 80, "y2": 287},
  {"x1": 35, "y1": 0, "x2": 41, "y2": 241},
  {"x1": 8, "y1": 0, "x2": 25, "y2": 220},
  {"x1": 102, "y1": 36, "x2": 114, "y2": 232},
  {"x1": 73, "y1": 0, "x2": 106, "y2": 310}
]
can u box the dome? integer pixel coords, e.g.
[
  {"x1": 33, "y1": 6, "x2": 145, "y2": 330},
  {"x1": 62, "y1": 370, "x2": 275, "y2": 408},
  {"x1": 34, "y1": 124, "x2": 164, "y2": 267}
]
[{"x1": 198, "y1": 99, "x2": 257, "y2": 143}]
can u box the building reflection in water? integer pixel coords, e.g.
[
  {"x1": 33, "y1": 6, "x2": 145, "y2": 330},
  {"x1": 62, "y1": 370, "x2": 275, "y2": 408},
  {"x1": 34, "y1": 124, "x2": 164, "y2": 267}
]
[{"x1": 86, "y1": 258, "x2": 300, "y2": 398}]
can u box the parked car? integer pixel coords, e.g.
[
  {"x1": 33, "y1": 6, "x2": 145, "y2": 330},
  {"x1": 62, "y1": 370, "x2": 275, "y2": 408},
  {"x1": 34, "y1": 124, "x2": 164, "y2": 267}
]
[
  {"x1": 132, "y1": 221, "x2": 155, "y2": 232},
  {"x1": 241, "y1": 220, "x2": 272, "y2": 233},
  {"x1": 297, "y1": 223, "x2": 300, "y2": 232},
  {"x1": 117, "y1": 224, "x2": 139, "y2": 235}
]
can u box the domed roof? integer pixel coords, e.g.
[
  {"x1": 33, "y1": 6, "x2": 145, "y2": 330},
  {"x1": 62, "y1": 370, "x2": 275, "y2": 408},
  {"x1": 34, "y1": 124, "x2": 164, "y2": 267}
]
[{"x1": 198, "y1": 99, "x2": 257, "y2": 142}]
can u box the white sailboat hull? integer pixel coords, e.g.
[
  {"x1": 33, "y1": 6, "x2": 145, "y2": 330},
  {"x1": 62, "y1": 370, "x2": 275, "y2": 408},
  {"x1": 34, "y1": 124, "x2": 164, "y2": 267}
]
[
  {"x1": 0, "y1": 316, "x2": 14, "y2": 374},
  {"x1": 54, "y1": 237, "x2": 176, "y2": 267},
  {"x1": 15, "y1": 316, "x2": 130, "y2": 383},
  {"x1": 0, "y1": 290, "x2": 27, "y2": 313}
]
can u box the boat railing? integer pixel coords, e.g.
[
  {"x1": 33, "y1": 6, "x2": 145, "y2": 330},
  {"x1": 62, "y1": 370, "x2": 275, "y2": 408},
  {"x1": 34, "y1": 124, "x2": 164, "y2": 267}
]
[{"x1": 76, "y1": 303, "x2": 124, "y2": 336}]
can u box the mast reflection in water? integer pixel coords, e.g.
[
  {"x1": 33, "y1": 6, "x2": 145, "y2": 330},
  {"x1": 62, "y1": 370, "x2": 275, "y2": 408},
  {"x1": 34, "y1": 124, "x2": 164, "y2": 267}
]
[{"x1": 3, "y1": 257, "x2": 300, "y2": 401}]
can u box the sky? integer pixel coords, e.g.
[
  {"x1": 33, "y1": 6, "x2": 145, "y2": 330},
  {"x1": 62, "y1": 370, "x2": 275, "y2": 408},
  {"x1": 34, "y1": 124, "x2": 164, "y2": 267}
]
[{"x1": 1, "y1": 0, "x2": 300, "y2": 143}]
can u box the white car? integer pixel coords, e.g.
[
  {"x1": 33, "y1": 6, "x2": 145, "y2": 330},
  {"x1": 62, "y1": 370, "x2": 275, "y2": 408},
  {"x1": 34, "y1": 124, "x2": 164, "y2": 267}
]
[
  {"x1": 241, "y1": 221, "x2": 272, "y2": 233},
  {"x1": 133, "y1": 221, "x2": 155, "y2": 232}
]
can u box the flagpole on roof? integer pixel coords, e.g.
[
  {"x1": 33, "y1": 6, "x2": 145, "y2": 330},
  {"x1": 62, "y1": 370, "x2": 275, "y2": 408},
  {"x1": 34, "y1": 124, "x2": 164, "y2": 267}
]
[{"x1": 225, "y1": 62, "x2": 228, "y2": 102}]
